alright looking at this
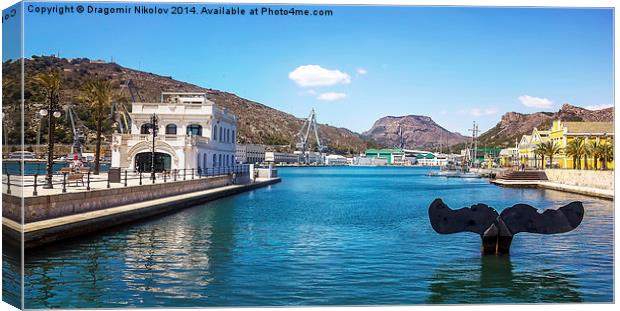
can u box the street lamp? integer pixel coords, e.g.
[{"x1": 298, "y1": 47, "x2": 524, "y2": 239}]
[
  {"x1": 150, "y1": 113, "x2": 159, "y2": 181},
  {"x1": 40, "y1": 105, "x2": 62, "y2": 189}
]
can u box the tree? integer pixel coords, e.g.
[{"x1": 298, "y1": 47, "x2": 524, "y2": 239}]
[
  {"x1": 534, "y1": 144, "x2": 545, "y2": 169},
  {"x1": 79, "y1": 79, "x2": 116, "y2": 175},
  {"x1": 565, "y1": 138, "x2": 583, "y2": 170},
  {"x1": 582, "y1": 138, "x2": 593, "y2": 170},
  {"x1": 598, "y1": 141, "x2": 614, "y2": 170},
  {"x1": 535, "y1": 141, "x2": 561, "y2": 169},
  {"x1": 588, "y1": 140, "x2": 604, "y2": 170}
]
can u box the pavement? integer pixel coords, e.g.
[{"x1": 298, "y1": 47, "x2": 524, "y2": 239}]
[
  {"x1": 2, "y1": 171, "x2": 224, "y2": 197},
  {"x1": 491, "y1": 178, "x2": 613, "y2": 200}
]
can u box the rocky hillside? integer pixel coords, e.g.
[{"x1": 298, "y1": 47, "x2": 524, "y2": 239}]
[
  {"x1": 478, "y1": 104, "x2": 614, "y2": 147},
  {"x1": 362, "y1": 115, "x2": 469, "y2": 149},
  {"x1": 2, "y1": 56, "x2": 377, "y2": 155}
]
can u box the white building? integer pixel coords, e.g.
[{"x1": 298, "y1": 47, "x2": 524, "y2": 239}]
[
  {"x1": 325, "y1": 154, "x2": 349, "y2": 166},
  {"x1": 265, "y1": 152, "x2": 299, "y2": 164},
  {"x1": 111, "y1": 92, "x2": 237, "y2": 172},
  {"x1": 294, "y1": 151, "x2": 324, "y2": 164},
  {"x1": 236, "y1": 144, "x2": 266, "y2": 164},
  {"x1": 416, "y1": 153, "x2": 449, "y2": 166}
]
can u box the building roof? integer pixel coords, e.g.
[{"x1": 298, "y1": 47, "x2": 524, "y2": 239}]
[
  {"x1": 563, "y1": 122, "x2": 614, "y2": 134},
  {"x1": 365, "y1": 148, "x2": 404, "y2": 154},
  {"x1": 415, "y1": 153, "x2": 435, "y2": 159}
]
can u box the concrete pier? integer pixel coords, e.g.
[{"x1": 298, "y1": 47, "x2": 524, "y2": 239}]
[
  {"x1": 2, "y1": 177, "x2": 281, "y2": 248},
  {"x1": 491, "y1": 178, "x2": 612, "y2": 200}
]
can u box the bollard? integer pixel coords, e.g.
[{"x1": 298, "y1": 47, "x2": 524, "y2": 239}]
[
  {"x1": 164, "y1": 170, "x2": 167, "y2": 182},
  {"x1": 152, "y1": 171, "x2": 155, "y2": 184},
  {"x1": 33, "y1": 174, "x2": 38, "y2": 196},
  {"x1": 6, "y1": 173, "x2": 11, "y2": 195},
  {"x1": 86, "y1": 170, "x2": 91, "y2": 190},
  {"x1": 107, "y1": 172, "x2": 111, "y2": 188},
  {"x1": 139, "y1": 171, "x2": 143, "y2": 185},
  {"x1": 62, "y1": 172, "x2": 67, "y2": 193},
  {"x1": 124, "y1": 170, "x2": 128, "y2": 187},
  {"x1": 183, "y1": 169, "x2": 186, "y2": 180},
  {"x1": 191, "y1": 168, "x2": 194, "y2": 180},
  {"x1": 174, "y1": 169, "x2": 177, "y2": 181}
]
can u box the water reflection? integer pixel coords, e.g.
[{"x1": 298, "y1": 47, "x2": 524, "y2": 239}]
[
  {"x1": 20, "y1": 198, "x2": 239, "y2": 308},
  {"x1": 427, "y1": 255, "x2": 582, "y2": 304},
  {"x1": 2, "y1": 242, "x2": 22, "y2": 308}
]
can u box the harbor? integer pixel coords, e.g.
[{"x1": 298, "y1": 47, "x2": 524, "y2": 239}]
[
  {"x1": 3, "y1": 166, "x2": 613, "y2": 307},
  {"x1": 1, "y1": 3, "x2": 614, "y2": 307}
]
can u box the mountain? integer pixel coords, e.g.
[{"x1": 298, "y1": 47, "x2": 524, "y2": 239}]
[
  {"x1": 478, "y1": 104, "x2": 614, "y2": 148},
  {"x1": 362, "y1": 115, "x2": 470, "y2": 149},
  {"x1": 1, "y1": 56, "x2": 378, "y2": 155}
]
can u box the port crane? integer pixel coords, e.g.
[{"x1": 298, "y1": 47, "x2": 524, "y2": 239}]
[
  {"x1": 396, "y1": 124, "x2": 405, "y2": 149},
  {"x1": 65, "y1": 105, "x2": 86, "y2": 156},
  {"x1": 296, "y1": 108, "x2": 326, "y2": 164}
]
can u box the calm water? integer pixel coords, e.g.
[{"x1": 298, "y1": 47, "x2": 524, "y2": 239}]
[
  {"x1": 2, "y1": 166, "x2": 614, "y2": 307},
  {"x1": 2, "y1": 162, "x2": 110, "y2": 175}
]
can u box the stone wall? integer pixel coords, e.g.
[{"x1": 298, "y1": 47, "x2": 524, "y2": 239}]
[
  {"x1": 544, "y1": 169, "x2": 614, "y2": 190},
  {"x1": 3, "y1": 175, "x2": 232, "y2": 223}
]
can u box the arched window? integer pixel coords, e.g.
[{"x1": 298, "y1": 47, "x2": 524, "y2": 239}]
[
  {"x1": 165, "y1": 124, "x2": 177, "y2": 135},
  {"x1": 186, "y1": 124, "x2": 202, "y2": 136},
  {"x1": 212, "y1": 154, "x2": 216, "y2": 167},
  {"x1": 219, "y1": 154, "x2": 222, "y2": 167},
  {"x1": 213, "y1": 125, "x2": 218, "y2": 141},
  {"x1": 232, "y1": 130, "x2": 235, "y2": 143},
  {"x1": 203, "y1": 154, "x2": 208, "y2": 172},
  {"x1": 219, "y1": 127, "x2": 223, "y2": 142},
  {"x1": 227, "y1": 129, "x2": 230, "y2": 143},
  {"x1": 140, "y1": 123, "x2": 154, "y2": 134}
]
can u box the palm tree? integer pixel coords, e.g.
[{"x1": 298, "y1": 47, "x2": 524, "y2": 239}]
[
  {"x1": 535, "y1": 141, "x2": 561, "y2": 169},
  {"x1": 79, "y1": 79, "x2": 116, "y2": 175},
  {"x1": 534, "y1": 144, "x2": 545, "y2": 169},
  {"x1": 582, "y1": 138, "x2": 593, "y2": 170},
  {"x1": 599, "y1": 142, "x2": 614, "y2": 170},
  {"x1": 588, "y1": 140, "x2": 603, "y2": 170},
  {"x1": 565, "y1": 138, "x2": 583, "y2": 170}
]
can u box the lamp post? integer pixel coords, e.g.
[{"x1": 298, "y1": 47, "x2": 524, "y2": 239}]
[
  {"x1": 40, "y1": 105, "x2": 62, "y2": 189},
  {"x1": 1, "y1": 112, "x2": 7, "y2": 156},
  {"x1": 150, "y1": 113, "x2": 158, "y2": 181}
]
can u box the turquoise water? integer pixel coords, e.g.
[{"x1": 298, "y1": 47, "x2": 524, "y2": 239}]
[
  {"x1": 2, "y1": 162, "x2": 110, "y2": 175},
  {"x1": 3, "y1": 166, "x2": 614, "y2": 307}
]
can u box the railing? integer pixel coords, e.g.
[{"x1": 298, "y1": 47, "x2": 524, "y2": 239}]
[
  {"x1": 2, "y1": 165, "x2": 250, "y2": 196},
  {"x1": 117, "y1": 133, "x2": 210, "y2": 145}
]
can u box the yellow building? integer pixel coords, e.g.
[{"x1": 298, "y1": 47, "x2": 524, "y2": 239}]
[
  {"x1": 499, "y1": 147, "x2": 518, "y2": 167},
  {"x1": 548, "y1": 120, "x2": 614, "y2": 169},
  {"x1": 518, "y1": 128, "x2": 549, "y2": 168}
]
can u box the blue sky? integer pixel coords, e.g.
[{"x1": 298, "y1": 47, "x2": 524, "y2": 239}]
[{"x1": 13, "y1": 2, "x2": 615, "y2": 134}]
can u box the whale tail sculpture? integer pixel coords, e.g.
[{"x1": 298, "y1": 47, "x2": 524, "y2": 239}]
[{"x1": 428, "y1": 199, "x2": 584, "y2": 255}]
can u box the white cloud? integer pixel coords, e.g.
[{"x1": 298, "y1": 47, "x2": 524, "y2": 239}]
[
  {"x1": 317, "y1": 92, "x2": 347, "y2": 101},
  {"x1": 288, "y1": 65, "x2": 351, "y2": 87},
  {"x1": 584, "y1": 104, "x2": 614, "y2": 110},
  {"x1": 469, "y1": 107, "x2": 497, "y2": 117},
  {"x1": 518, "y1": 95, "x2": 553, "y2": 108},
  {"x1": 356, "y1": 68, "x2": 368, "y2": 75}
]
